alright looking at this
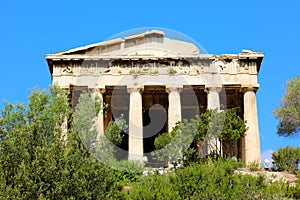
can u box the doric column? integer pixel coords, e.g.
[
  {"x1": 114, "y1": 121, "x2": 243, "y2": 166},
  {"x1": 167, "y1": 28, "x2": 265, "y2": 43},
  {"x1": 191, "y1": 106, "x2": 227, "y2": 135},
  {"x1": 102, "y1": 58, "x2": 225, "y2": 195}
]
[
  {"x1": 243, "y1": 87, "x2": 261, "y2": 164},
  {"x1": 166, "y1": 86, "x2": 182, "y2": 133},
  {"x1": 91, "y1": 88, "x2": 105, "y2": 140},
  {"x1": 205, "y1": 87, "x2": 221, "y2": 155},
  {"x1": 206, "y1": 87, "x2": 221, "y2": 110},
  {"x1": 127, "y1": 87, "x2": 144, "y2": 161}
]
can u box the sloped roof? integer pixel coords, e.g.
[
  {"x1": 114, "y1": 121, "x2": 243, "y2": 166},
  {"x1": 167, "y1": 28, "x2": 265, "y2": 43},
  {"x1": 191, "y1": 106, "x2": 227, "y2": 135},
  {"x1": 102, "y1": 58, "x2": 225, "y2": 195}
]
[{"x1": 46, "y1": 30, "x2": 201, "y2": 59}]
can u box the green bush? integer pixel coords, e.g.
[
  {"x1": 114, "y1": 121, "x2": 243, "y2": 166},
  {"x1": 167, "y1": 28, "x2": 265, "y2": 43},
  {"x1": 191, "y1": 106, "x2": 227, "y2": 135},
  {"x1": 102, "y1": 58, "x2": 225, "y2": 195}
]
[
  {"x1": 0, "y1": 86, "x2": 123, "y2": 199},
  {"x1": 294, "y1": 170, "x2": 300, "y2": 198},
  {"x1": 247, "y1": 160, "x2": 261, "y2": 171},
  {"x1": 272, "y1": 146, "x2": 300, "y2": 173},
  {"x1": 123, "y1": 159, "x2": 297, "y2": 199},
  {"x1": 123, "y1": 174, "x2": 180, "y2": 200}
]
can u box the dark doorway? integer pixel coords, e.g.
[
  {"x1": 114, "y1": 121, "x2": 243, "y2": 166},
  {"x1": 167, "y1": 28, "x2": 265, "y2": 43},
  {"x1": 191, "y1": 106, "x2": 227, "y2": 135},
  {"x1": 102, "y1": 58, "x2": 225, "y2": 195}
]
[
  {"x1": 143, "y1": 105, "x2": 167, "y2": 153},
  {"x1": 142, "y1": 86, "x2": 168, "y2": 154},
  {"x1": 104, "y1": 86, "x2": 129, "y2": 160}
]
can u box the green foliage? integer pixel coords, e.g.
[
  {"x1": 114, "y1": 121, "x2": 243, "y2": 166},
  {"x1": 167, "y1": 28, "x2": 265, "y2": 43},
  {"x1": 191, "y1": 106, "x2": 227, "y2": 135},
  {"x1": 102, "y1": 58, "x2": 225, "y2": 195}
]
[
  {"x1": 221, "y1": 110, "x2": 247, "y2": 157},
  {"x1": 295, "y1": 170, "x2": 300, "y2": 198},
  {"x1": 195, "y1": 109, "x2": 212, "y2": 142},
  {"x1": 272, "y1": 146, "x2": 300, "y2": 173},
  {"x1": 150, "y1": 70, "x2": 159, "y2": 75},
  {"x1": 123, "y1": 174, "x2": 180, "y2": 200},
  {"x1": 124, "y1": 159, "x2": 294, "y2": 199},
  {"x1": 1, "y1": 85, "x2": 297, "y2": 199},
  {"x1": 194, "y1": 109, "x2": 247, "y2": 157},
  {"x1": 174, "y1": 158, "x2": 243, "y2": 199},
  {"x1": 151, "y1": 120, "x2": 196, "y2": 166},
  {"x1": 73, "y1": 92, "x2": 98, "y2": 152},
  {"x1": 94, "y1": 94, "x2": 107, "y2": 115},
  {"x1": 152, "y1": 109, "x2": 247, "y2": 166},
  {"x1": 247, "y1": 160, "x2": 261, "y2": 171},
  {"x1": 0, "y1": 85, "x2": 122, "y2": 199},
  {"x1": 113, "y1": 160, "x2": 144, "y2": 183},
  {"x1": 221, "y1": 109, "x2": 247, "y2": 141},
  {"x1": 74, "y1": 92, "x2": 128, "y2": 165},
  {"x1": 266, "y1": 179, "x2": 298, "y2": 199},
  {"x1": 274, "y1": 76, "x2": 300, "y2": 136},
  {"x1": 169, "y1": 67, "x2": 177, "y2": 74},
  {"x1": 153, "y1": 132, "x2": 172, "y2": 150},
  {"x1": 105, "y1": 114, "x2": 128, "y2": 145}
]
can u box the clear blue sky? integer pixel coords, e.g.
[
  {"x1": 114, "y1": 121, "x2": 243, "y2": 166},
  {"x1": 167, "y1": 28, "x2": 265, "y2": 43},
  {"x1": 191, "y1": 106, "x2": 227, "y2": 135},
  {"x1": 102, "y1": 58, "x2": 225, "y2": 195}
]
[{"x1": 0, "y1": 0, "x2": 299, "y2": 162}]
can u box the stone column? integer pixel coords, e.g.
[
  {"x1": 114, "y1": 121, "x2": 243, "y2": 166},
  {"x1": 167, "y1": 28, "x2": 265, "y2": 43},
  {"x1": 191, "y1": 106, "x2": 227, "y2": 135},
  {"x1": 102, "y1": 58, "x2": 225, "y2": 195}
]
[
  {"x1": 206, "y1": 87, "x2": 221, "y2": 110},
  {"x1": 91, "y1": 88, "x2": 105, "y2": 140},
  {"x1": 166, "y1": 87, "x2": 182, "y2": 133},
  {"x1": 127, "y1": 87, "x2": 144, "y2": 161},
  {"x1": 205, "y1": 87, "x2": 221, "y2": 156},
  {"x1": 243, "y1": 87, "x2": 261, "y2": 165}
]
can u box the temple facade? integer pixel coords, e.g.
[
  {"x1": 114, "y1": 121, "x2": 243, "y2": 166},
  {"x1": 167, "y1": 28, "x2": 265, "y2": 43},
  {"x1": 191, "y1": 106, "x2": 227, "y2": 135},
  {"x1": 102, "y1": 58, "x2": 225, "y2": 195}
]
[{"x1": 46, "y1": 30, "x2": 263, "y2": 164}]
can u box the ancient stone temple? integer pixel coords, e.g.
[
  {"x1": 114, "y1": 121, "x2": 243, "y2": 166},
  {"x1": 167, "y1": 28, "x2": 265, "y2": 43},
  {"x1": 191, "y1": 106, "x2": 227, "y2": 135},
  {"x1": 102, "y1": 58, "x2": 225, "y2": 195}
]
[{"x1": 46, "y1": 30, "x2": 264, "y2": 164}]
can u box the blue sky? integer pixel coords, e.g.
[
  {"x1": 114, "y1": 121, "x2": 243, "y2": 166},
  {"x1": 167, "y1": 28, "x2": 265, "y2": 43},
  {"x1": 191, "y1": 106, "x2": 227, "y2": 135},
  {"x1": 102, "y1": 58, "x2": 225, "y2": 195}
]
[{"x1": 0, "y1": 0, "x2": 299, "y2": 162}]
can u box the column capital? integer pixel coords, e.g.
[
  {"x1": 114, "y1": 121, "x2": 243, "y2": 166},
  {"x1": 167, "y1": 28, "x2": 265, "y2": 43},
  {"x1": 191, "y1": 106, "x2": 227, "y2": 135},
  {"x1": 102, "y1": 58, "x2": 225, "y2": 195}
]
[
  {"x1": 241, "y1": 87, "x2": 258, "y2": 93},
  {"x1": 204, "y1": 86, "x2": 222, "y2": 93},
  {"x1": 99, "y1": 88, "x2": 106, "y2": 94},
  {"x1": 165, "y1": 86, "x2": 183, "y2": 94},
  {"x1": 127, "y1": 86, "x2": 144, "y2": 94},
  {"x1": 89, "y1": 88, "x2": 106, "y2": 94}
]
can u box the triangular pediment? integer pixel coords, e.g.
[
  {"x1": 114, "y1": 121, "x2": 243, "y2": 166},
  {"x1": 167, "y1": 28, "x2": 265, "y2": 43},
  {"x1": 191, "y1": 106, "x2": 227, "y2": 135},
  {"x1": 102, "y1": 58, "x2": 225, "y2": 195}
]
[{"x1": 48, "y1": 30, "x2": 201, "y2": 58}]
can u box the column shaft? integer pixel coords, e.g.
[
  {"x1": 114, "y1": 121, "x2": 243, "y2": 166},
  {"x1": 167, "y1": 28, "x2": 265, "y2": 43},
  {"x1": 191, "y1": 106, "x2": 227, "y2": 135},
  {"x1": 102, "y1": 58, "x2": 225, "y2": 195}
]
[
  {"x1": 243, "y1": 88, "x2": 261, "y2": 164},
  {"x1": 91, "y1": 89, "x2": 105, "y2": 140},
  {"x1": 207, "y1": 87, "x2": 220, "y2": 110},
  {"x1": 128, "y1": 87, "x2": 143, "y2": 161},
  {"x1": 206, "y1": 87, "x2": 221, "y2": 156},
  {"x1": 166, "y1": 87, "x2": 182, "y2": 133}
]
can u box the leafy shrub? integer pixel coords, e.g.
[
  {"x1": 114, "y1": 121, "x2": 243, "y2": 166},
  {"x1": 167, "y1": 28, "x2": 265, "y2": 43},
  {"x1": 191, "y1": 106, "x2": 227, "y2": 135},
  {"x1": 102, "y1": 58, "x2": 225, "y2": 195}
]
[
  {"x1": 272, "y1": 146, "x2": 300, "y2": 173},
  {"x1": 247, "y1": 160, "x2": 261, "y2": 171},
  {"x1": 123, "y1": 174, "x2": 180, "y2": 200},
  {"x1": 154, "y1": 132, "x2": 172, "y2": 150},
  {"x1": 123, "y1": 159, "x2": 296, "y2": 199},
  {"x1": 0, "y1": 86, "x2": 123, "y2": 199},
  {"x1": 114, "y1": 160, "x2": 144, "y2": 182},
  {"x1": 294, "y1": 170, "x2": 300, "y2": 198},
  {"x1": 105, "y1": 114, "x2": 128, "y2": 145}
]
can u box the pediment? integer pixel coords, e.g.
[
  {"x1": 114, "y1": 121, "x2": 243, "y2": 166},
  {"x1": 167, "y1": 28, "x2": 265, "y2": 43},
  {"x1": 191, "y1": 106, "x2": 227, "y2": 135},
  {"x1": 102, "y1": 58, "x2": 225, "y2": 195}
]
[{"x1": 48, "y1": 30, "x2": 201, "y2": 58}]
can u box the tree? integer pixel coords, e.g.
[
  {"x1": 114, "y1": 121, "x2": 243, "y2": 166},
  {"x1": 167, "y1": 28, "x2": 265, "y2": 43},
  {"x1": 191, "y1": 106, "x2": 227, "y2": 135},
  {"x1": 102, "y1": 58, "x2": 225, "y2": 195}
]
[
  {"x1": 274, "y1": 76, "x2": 300, "y2": 136},
  {"x1": 220, "y1": 109, "x2": 248, "y2": 157},
  {"x1": 0, "y1": 86, "x2": 122, "y2": 199},
  {"x1": 151, "y1": 119, "x2": 196, "y2": 167},
  {"x1": 73, "y1": 92, "x2": 128, "y2": 165},
  {"x1": 152, "y1": 109, "x2": 247, "y2": 166},
  {"x1": 272, "y1": 146, "x2": 300, "y2": 173}
]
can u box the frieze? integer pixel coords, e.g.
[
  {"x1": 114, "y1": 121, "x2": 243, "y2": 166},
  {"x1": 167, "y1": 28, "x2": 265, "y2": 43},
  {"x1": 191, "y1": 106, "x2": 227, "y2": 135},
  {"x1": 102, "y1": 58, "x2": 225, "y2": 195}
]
[{"x1": 52, "y1": 59, "x2": 257, "y2": 76}]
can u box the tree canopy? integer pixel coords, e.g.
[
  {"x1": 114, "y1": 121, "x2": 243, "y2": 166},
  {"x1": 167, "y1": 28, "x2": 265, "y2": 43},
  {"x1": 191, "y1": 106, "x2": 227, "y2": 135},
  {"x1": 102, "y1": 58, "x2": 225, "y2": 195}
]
[
  {"x1": 274, "y1": 76, "x2": 300, "y2": 137},
  {"x1": 0, "y1": 86, "x2": 122, "y2": 199},
  {"x1": 152, "y1": 109, "x2": 247, "y2": 166}
]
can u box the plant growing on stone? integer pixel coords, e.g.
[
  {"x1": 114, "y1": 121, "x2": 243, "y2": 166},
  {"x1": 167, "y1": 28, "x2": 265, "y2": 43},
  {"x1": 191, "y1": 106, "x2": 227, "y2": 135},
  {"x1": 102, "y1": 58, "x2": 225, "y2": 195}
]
[
  {"x1": 150, "y1": 70, "x2": 159, "y2": 75},
  {"x1": 247, "y1": 160, "x2": 261, "y2": 171},
  {"x1": 169, "y1": 67, "x2": 177, "y2": 74}
]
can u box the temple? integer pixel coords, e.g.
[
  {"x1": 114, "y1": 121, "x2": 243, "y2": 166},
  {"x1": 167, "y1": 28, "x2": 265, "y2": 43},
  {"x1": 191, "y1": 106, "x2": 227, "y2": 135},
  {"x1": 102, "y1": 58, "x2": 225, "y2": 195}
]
[{"x1": 46, "y1": 30, "x2": 263, "y2": 164}]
